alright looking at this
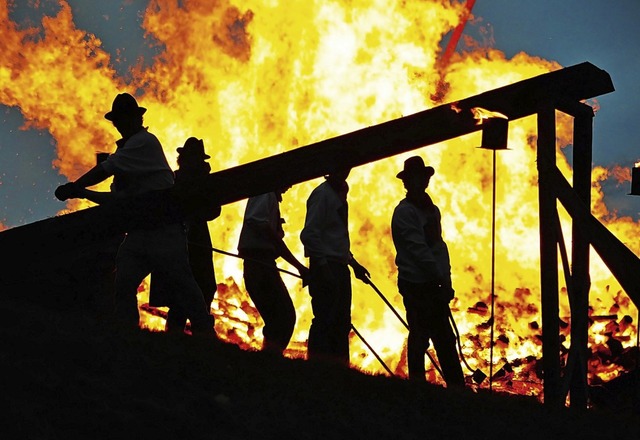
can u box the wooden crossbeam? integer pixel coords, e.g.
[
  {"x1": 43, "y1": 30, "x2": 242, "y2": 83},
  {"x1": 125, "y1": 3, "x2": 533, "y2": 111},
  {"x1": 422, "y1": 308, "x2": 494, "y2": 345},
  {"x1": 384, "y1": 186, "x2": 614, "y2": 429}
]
[{"x1": 0, "y1": 62, "x2": 615, "y2": 285}]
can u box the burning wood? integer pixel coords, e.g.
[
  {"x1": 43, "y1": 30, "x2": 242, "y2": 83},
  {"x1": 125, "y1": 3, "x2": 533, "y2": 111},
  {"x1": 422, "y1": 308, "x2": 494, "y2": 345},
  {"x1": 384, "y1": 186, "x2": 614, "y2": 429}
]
[
  {"x1": 467, "y1": 301, "x2": 488, "y2": 315},
  {"x1": 591, "y1": 314, "x2": 619, "y2": 322}
]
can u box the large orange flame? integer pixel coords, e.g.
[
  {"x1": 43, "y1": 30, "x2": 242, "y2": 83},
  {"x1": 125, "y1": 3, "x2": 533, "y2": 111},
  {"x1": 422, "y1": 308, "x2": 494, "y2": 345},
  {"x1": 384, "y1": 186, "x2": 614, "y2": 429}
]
[{"x1": 1, "y1": 0, "x2": 638, "y2": 394}]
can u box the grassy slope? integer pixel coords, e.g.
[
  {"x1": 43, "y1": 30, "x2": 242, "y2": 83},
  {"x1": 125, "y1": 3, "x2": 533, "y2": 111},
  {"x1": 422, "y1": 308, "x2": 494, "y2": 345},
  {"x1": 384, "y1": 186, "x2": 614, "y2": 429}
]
[{"x1": 1, "y1": 296, "x2": 638, "y2": 440}]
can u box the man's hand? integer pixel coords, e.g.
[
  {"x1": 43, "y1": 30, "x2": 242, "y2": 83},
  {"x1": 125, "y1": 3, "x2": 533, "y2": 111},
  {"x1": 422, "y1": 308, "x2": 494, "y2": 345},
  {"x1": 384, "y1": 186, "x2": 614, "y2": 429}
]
[
  {"x1": 438, "y1": 280, "x2": 455, "y2": 303},
  {"x1": 54, "y1": 183, "x2": 80, "y2": 201},
  {"x1": 349, "y1": 257, "x2": 370, "y2": 283},
  {"x1": 298, "y1": 266, "x2": 311, "y2": 287}
]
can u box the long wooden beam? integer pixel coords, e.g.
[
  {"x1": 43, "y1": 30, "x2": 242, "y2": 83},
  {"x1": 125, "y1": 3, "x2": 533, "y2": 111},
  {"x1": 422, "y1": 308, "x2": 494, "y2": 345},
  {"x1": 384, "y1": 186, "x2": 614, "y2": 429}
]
[
  {"x1": 202, "y1": 62, "x2": 614, "y2": 206},
  {"x1": 0, "y1": 62, "x2": 615, "y2": 285}
]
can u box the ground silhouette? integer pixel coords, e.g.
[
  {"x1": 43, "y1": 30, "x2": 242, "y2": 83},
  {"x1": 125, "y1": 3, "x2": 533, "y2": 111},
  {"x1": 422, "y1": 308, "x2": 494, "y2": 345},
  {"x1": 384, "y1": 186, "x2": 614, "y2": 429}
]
[{"x1": 1, "y1": 294, "x2": 638, "y2": 440}]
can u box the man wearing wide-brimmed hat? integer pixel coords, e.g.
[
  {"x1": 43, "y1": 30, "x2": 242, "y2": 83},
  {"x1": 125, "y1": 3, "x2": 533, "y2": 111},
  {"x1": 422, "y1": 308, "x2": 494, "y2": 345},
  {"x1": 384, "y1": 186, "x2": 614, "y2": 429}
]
[
  {"x1": 391, "y1": 155, "x2": 464, "y2": 387},
  {"x1": 149, "y1": 137, "x2": 221, "y2": 334},
  {"x1": 54, "y1": 93, "x2": 215, "y2": 337}
]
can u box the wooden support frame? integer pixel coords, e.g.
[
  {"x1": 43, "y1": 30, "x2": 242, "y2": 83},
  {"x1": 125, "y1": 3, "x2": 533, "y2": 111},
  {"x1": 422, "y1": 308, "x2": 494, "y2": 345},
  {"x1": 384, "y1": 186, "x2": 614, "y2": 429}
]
[
  {"x1": 537, "y1": 101, "x2": 617, "y2": 409},
  {"x1": 3, "y1": 61, "x2": 637, "y2": 410}
]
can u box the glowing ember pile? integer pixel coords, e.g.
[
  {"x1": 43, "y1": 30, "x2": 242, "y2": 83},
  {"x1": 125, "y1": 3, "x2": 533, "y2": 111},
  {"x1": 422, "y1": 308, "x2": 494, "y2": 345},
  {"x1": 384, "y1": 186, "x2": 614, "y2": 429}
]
[{"x1": 1, "y1": 0, "x2": 638, "y2": 395}]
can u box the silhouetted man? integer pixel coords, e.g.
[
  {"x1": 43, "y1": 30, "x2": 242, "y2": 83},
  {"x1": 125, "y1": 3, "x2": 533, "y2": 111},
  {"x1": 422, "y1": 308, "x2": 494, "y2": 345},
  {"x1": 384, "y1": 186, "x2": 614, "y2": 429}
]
[
  {"x1": 149, "y1": 137, "x2": 220, "y2": 334},
  {"x1": 55, "y1": 93, "x2": 214, "y2": 337},
  {"x1": 238, "y1": 188, "x2": 309, "y2": 355},
  {"x1": 391, "y1": 156, "x2": 464, "y2": 387},
  {"x1": 300, "y1": 167, "x2": 369, "y2": 367}
]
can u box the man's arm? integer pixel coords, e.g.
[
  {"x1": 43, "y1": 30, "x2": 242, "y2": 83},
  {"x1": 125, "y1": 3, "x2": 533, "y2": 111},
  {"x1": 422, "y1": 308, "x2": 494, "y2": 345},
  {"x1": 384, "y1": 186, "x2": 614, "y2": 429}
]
[
  {"x1": 276, "y1": 238, "x2": 308, "y2": 278},
  {"x1": 392, "y1": 205, "x2": 443, "y2": 282},
  {"x1": 54, "y1": 183, "x2": 117, "y2": 205},
  {"x1": 73, "y1": 163, "x2": 112, "y2": 189},
  {"x1": 55, "y1": 163, "x2": 116, "y2": 204},
  {"x1": 348, "y1": 254, "x2": 370, "y2": 283},
  {"x1": 300, "y1": 188, "x2": 329, "y2": 262}
]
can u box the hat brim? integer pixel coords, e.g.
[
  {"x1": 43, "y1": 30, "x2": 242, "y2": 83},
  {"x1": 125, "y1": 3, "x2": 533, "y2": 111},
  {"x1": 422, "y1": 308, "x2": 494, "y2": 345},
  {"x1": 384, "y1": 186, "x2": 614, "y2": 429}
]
[
  {"x1": 104, "y1": 107, "x2": 147, "y2": 121},
  {"x1": 396, "y1": 166, "x2": 434, "y2": 180},
  {"x1": 176, "y1": 147, "x2": 210, "y2": 159}
]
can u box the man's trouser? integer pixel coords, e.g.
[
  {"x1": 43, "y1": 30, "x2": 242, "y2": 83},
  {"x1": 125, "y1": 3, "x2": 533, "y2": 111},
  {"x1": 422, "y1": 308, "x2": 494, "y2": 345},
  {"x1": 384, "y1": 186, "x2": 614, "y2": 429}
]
[
  {"x1": 243, "y1": 257, "x2": 296, "y2": 354},
  {"x1": 114, "y1": 223, "x2": 213, "y2": 335},
  {"x1": 307, "y1": 259, "x2": 352, "y2": 367},
  {"x1": 398, "y1": 278, "x2": 464, "y2": 387}
]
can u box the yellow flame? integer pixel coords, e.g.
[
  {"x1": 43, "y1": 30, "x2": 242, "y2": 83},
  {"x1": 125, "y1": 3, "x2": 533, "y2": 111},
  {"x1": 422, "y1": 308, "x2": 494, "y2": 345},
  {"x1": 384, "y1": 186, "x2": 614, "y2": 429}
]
[
  {"x1": 1, "y1": 0, "x2": 638, "y2": 392},
  {"x1": 471, "y1": 106, "x2": 508, "y2": 123}
]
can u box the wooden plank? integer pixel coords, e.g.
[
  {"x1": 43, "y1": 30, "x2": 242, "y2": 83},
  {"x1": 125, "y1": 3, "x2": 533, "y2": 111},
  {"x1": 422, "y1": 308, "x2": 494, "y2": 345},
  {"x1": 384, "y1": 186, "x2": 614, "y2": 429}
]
[
  {"x1": 537, "y1": 106, "x2": 562, "y2": 408},
  {"x1": 203, "y1": 62, "x2": 614, "y2": 206},
  {"x1": 567, "y1": 111, "x2": 594, "y2": 409},
  {"x1": 0, "y1": 62, "x2": 615, "y2": 285}
]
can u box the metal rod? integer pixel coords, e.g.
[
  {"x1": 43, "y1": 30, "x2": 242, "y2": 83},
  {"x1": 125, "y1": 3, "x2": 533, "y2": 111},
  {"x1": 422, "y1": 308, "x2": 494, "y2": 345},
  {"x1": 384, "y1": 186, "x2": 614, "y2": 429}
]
[
  {"x1": 364, "y1": 276, "x2": 444, "y2": 379},
  {"x1": 206, "y1": 244, "x2": 395, "y2": 375},
  {"x1": 350, "y1": 324, "x2": 394, "y2": 376},
  {"x1": 209, "y1": 243, "x2": 444, "y2": 380},
  {"x1": 364, "y1": 276, "x2": 409, "y2": 329},
  {"x1": 198, "y1": 243, "x2": 302, "y2": 279},
  {"x1": 489, "y1": 148, "x2": 496, "y2": 393},
  {"x1": 448, "y1": 309, "x2": 477, "y2": 373}
]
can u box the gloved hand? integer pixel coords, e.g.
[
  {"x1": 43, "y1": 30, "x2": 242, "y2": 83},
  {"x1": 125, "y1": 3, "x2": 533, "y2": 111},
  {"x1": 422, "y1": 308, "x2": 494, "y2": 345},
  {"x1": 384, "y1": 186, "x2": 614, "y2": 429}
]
[
  {"x1": 298, "y1": 266, "x2": 311, "y2": 288},
  {"x1": 349, "y1": 258, "x2": 370, "y2": 283},
  {"x1": 438, "y1": 284, "x2": 455, "y2": 303},
  {"x1": 54, "y1": 182, "x2": 80, "y2": 201}
]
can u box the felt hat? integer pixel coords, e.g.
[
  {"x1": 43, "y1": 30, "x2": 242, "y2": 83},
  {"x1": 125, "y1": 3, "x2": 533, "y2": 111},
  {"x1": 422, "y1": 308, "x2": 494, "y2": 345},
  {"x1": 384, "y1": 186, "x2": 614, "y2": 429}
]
[
  {"x1": 104, "y1": 93, "x2": 147, "y2": 121},
  {"x1": 177, "y1": 137, "x2": 210, "y2": 159},
  {"x1": 396, "y1": 156, "x2": 435, "y2": 180}
]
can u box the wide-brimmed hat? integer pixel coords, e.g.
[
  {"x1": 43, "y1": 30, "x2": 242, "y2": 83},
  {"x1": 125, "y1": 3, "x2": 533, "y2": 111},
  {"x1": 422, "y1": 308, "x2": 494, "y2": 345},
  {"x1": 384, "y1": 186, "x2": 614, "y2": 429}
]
[
  {"x1": 396, "y1": 156, "x2": 435, "y2": 180},
  {"x1": 104, "y1": 93, "x2": 147, "y2": 121},
  {"x1": 177, "y1": 137, "x2": 210, "y2": 159}
]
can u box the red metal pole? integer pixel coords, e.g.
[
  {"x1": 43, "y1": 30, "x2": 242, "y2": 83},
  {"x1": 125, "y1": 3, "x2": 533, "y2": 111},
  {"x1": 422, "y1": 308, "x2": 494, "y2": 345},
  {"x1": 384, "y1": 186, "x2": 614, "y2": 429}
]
[{"x1": 438, "y1": 0, "x2": 477, "y2": 70}]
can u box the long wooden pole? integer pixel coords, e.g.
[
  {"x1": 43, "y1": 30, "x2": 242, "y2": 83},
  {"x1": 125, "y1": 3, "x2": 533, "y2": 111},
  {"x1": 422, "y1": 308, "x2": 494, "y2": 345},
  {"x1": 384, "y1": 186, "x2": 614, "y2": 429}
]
[
  {"x1": 537, "y1": 105, "x2": 562, "y2": 408},
  {"x1": 568, "y1": 106, "x2": 594, "y2": 409},
  {"x1": 0, "y1": 62, "x2": 615, "y2": 286},
  {"x1": 199, "y1": 62, "x2": 614, "y2": 208}
]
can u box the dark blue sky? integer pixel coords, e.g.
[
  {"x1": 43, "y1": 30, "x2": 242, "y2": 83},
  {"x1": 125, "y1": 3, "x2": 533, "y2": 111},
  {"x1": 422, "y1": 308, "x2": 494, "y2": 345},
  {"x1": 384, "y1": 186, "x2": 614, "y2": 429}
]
[{"x1": 1, "y1": 0, "x2": 639, "y2": 227}]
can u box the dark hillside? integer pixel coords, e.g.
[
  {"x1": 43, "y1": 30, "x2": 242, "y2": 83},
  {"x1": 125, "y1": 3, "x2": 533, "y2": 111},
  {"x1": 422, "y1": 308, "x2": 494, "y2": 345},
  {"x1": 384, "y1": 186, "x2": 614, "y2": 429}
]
[{"x1": 1, "y1": 295, "x2": 638, "y2": 440}]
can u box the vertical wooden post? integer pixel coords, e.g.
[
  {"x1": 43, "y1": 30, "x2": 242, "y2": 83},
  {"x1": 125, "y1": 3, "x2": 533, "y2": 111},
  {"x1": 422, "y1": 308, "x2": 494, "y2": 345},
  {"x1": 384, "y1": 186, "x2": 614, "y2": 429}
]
[
  {"x1": 537, "y1": 106, "x2": 562, "y2": 408},
  {"x1": 569, "y1": 106, "x2": 594, "y2": 409}
]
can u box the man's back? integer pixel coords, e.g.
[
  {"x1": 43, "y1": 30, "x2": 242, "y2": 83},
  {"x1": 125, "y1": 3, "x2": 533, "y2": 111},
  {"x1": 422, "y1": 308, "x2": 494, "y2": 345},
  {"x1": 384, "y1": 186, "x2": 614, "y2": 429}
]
[
  {"x1": 101, "y1": 128, "x2": 174, "y2": 196},
  {"x1": 300, "y1": 180, "x2": 350, "y2": 263},
  {"x1": 391, "y1": 197, "x2": 449, "y2": 284},
  {"x1": 238, "y1": 192, "x2": 281, "y2": 257}
]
